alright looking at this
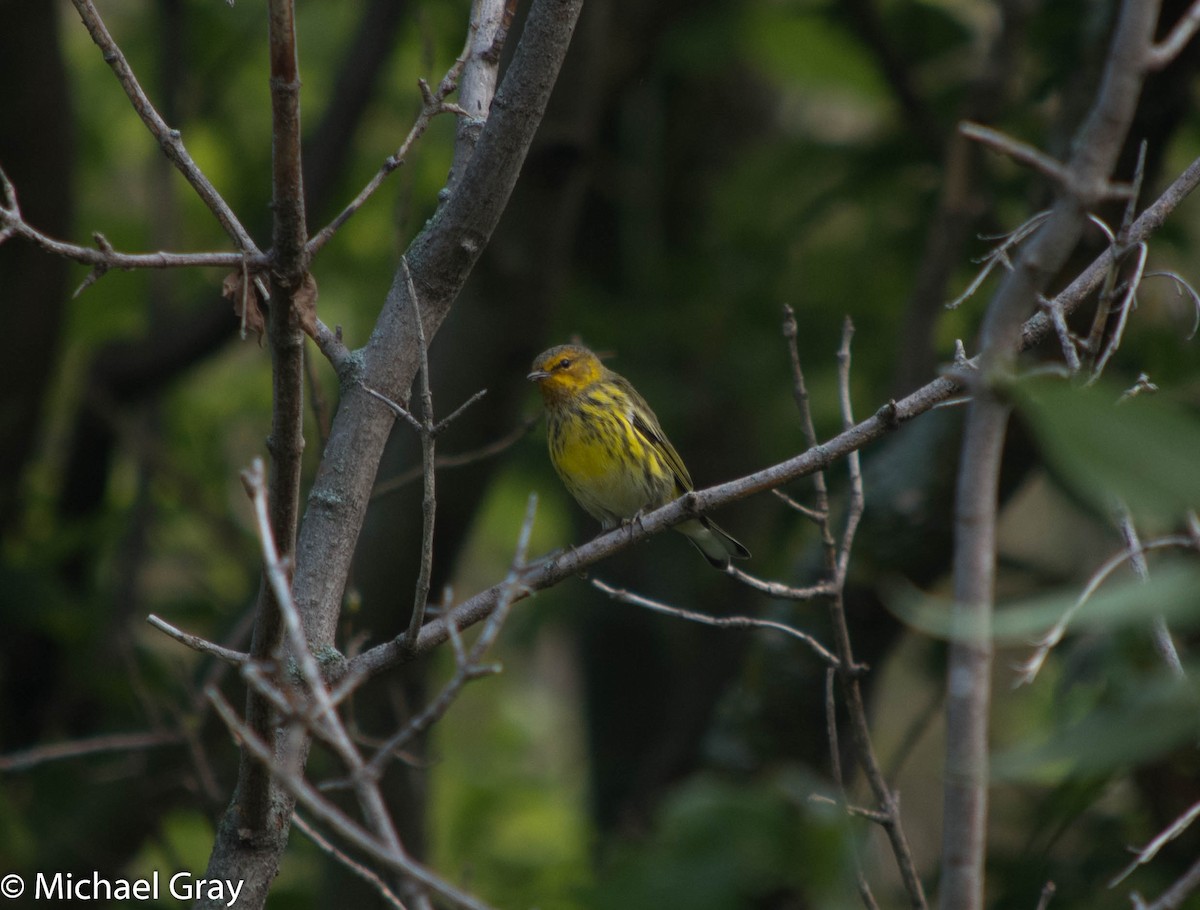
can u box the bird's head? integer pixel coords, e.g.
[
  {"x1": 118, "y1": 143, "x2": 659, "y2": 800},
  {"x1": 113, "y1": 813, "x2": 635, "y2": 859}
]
[{"x1": 527, "y1": 344, "x2": 606, "y2": 404}]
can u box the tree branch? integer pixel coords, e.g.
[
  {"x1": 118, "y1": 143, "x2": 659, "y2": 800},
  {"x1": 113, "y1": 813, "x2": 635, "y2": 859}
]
[
  {"x1": 199, "y1": 1, "x2": 584, "y2": 903},
  {"x1": 943, "y1": 4, "x2": 1164, "y2": 908},
  {"x1": 338, "y1": 138, "x2": 1200, "y2": 681},
  {"x1": 68, "y1": 0, "x2": 261, "y2": 254}
]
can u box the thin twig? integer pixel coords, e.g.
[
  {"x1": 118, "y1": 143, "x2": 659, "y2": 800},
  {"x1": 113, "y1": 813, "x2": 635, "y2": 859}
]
[
  {"x1": 242, "y1": 459, "x2": 412, "y2": 883},
  {"x1": 359, "y1": 495, "x2": 537, "y2": 782},
  {"x1": 960, "y1": 121, "x2": 1133, "y2": 200},
  {"x1": 724, "y1": 565, "x2": 837, "y2": 600},
  {"x1": 1146, "y1": 0, "x2": 1200, "y2": 69},
  {"x1": 207, "y1": 689, "x2": 496, "y2": 910},
  {"x1": 945, "y1": 5, "x2": 1164, "y2": 906},
  {"x1": 1111, "y1": 798, "x2": 1200, "y2": 887},
  {"x1": 292, "y1": 813, "x2": 409, "y2": 910},
  {"x1": 146, "y1": 614, "x2": 249, "y2": 665},
  {"x1": 401, "y1": 257, "x2": 437, "y2": 648},
  {"x1": 798, "y1": 319, "x2": 927, "y2": 910},
  {"x1": 1133, "y1": 854, "x2": 1200, "y2": 910},
  {"x1": 947, "y1": 212, "x2": 1050, "y2": 310},
  {"x1": 960, "y1": 123, "x2": 1072, "y2": 188},
  {"x1": 825, "y1": 668, "x2": 882, "y2": 910},
  {"x1": 305, "y1": 61, "x2": 471, "y2": 258},
  {"x1": 1116, "y1": 509, "x2": 1185, "y2": 678},
  {"x1": 372, "y1": 415, "x2": 540, "y2": 499},
  {"x1": 69, "y1": 0, "x2": 260, "y2": 254},
  {"x1": 590, "y1": 578, "x2": 840, "y2": 667},
  {"x1": 835, "y1": 317, "x2": 864, "y2": 585},
  {"x1": 771, "y1": 488, "x2": 826, "y2": 523},
  {"x1": 1013, "y1": 534, "x2": 1194, "y2": 686},
  {"x1": 0, "y1": 731, "x2": 185, "y2": 773},
  {"x1": 1090, "y1": 242, "x2": 1147, "y2": 380}
]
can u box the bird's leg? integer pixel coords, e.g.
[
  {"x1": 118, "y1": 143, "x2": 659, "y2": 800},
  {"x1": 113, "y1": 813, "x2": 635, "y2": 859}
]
[{"x1": 621, "y1": 509, "x2": 648, "y2": 545}]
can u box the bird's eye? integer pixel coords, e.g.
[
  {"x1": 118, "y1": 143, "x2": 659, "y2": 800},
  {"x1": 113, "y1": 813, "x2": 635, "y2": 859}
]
[{"x1": 557, "y1": 358, "x2": 571, "y2": 370}]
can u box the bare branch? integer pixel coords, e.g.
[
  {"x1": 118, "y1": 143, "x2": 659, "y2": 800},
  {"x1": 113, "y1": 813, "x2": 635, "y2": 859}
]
[
  {"x1": 824, "y1": 668, "x2": 882, "y2": 910},
  {"x1": 1133, "y1": 854, "x2": 1200, "y2": 910},
  {"x1": 1012, "y1": 534, "x2": 1193, "y2": 687},
  {"x1": 796, "y1": 319, "x2": 927, "y2": 910},
  {"x1": 292, "y1": 813, "x2": 409, "y2": 910},
  {"x1": 372, "y1": 415, "x2": 539, "y2": 500},
  {"x1": 242, "y1": 458, "x2": 422, "y2": 906},
  {"x1": 1119, "y1": 373, "x2": 1159, "y2": 401},
  {"x1": 341, "y1": 148, "x2": 1200, "y2": 692},
  {"x1": 147, "y1": 613, "x2": 249, "y2": 666},
  {"x1": 0, "y1": 731, "x2": 184, "y2": 773},
  {"x1": 1111, "y1": 798, "x2": 1200, "y2": 887},
  {"x1": 835, "y1": 317, "x2": 864, "y2": 585},
  {"x1": 960, "y1": 123, "x2": 1071, "y2": 187},
  {"x1": 1146, "y1": 0, "x2": 1200, "y2": 69},
  {"x1": 363, "y1": 385, "x2": 422, "y2": 434},
  {"x1": 1089, "y1": 242, "x2": 1148, "y2": 382},
  {"x1": 947, "y1": 212, "x2": 1050, "y2": 310},
  {"x1": 961, "y1": 121, "x2": 1133, "y2": 200},
  {"x1": 267, "y1": 0, "x2": 307, "y2": 270},
  {"x1": 1144, "y1": 270, "x2": 1200, "y2": 338},
  {"x1": 434, "y1": 388, "x2": 489, "y2": 436},
  {"x1": 69, "y1": 0, "x2": 260, "y2": 254},
  {"x1": 725, "y1": 565, "x2": 837, "y2": 600},
  {"x1": 1115, "y1": 509, "x2": 1184, "y2": 678},
  {"x1": 1039, "y1": 293, "x2": 1083, "y2": 372},
  {"x1": 207, "y1": 689, "x2": 495, "y2": 910},
  {"x1": 0, "y1": 169, "x2": 259, "y2": 280},
  {"x1": 446, "y1": 0, "x2": 518, "y2": 189},
  {"x1": 401, "y1": 257, "x2": 438, "y2": 648},
  {"x1": 305, "y1": 67, "x2": 470, "y2": 258},
  {"x1": 945, "y1": 3, "x2": 1165, "y2": 906},
  {"x1": 590, "y1": 577, "x2": 841, "y2": 667},
  {"x1": 360, "y1": 495, "x2": 537, "y2": 782},
  {"x1": 771, "y1": 488, "x2": 826, "y2": 523}
]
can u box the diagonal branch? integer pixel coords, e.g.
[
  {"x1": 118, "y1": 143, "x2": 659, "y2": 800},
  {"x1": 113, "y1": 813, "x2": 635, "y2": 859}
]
[
  {"x1": 69, "y1": 0, "x2": 261, "y2": 255},
  {"x1": 341, "y1": 147, "x2": 1200, "y2": 687}
]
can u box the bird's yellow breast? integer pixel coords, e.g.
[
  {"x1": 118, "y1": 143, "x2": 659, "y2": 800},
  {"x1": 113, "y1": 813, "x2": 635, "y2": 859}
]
[{"x1": 547, "y1": 394, "x2": 674, "y2": 526}]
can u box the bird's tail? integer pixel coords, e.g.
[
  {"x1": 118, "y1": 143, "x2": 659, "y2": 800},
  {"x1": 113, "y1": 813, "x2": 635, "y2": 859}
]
[{"x1": 678, "y1": 517, "x2": 751, "y2": 569}]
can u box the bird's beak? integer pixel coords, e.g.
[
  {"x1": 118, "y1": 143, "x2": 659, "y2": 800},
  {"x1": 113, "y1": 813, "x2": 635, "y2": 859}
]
[{"x1": 527, "y1": 369, "x2": 549, "y2": 382}]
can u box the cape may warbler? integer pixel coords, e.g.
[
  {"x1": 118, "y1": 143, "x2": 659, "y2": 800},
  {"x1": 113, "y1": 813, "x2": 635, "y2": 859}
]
[{"x1": 528, "y1": 344, "x2": 750, "y2": 568}]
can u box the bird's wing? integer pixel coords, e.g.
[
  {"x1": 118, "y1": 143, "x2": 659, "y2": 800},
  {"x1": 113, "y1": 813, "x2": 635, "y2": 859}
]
[{"x1": 618, "y1": 378, "x2": 695, "y2": 492}]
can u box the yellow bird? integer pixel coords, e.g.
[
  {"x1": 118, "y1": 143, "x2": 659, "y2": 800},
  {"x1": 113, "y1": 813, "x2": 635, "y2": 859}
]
[{"x1": 527, "y1": 344, "x2": 749, "y2": 568}]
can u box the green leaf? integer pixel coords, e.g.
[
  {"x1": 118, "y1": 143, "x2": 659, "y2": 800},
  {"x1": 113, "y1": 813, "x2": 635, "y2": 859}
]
[
  {"x1": 1011, "y1": 376, "x2": 1200, "y2": 522},
  {"x1": 888, "y1": 561, "x2": 1200, "y2": 644},
  {"x1": 992, "y1": 672, "x2": 1200, "y2": 782}
]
